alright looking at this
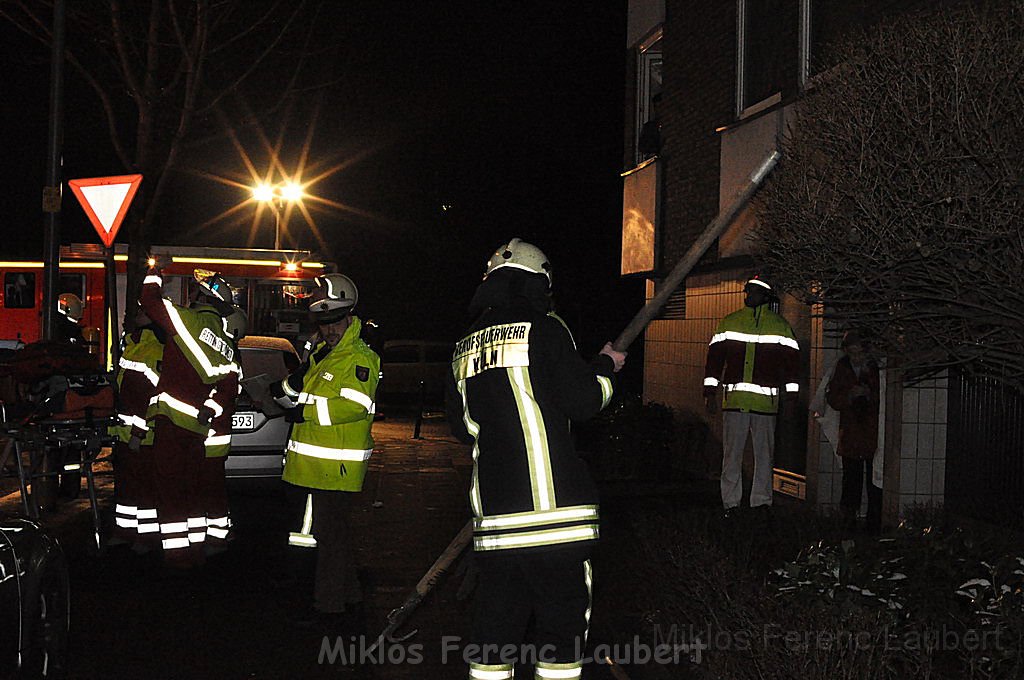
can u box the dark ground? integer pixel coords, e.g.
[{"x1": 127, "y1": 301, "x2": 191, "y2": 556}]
[{"x1": 1, "y1": 415, "x2": 718, "y2": 680}]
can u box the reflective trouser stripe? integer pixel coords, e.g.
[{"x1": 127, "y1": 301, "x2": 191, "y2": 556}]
[
  {"x1": 161, "y1": 517, "x2": 206, "y2": 549},
  {"x1": 116, "y1": 504, "x2": 138, "y2": 528},
  {"x1": 207, "y1": 515, "x2": 230, "y2": 539},
  {"x1": 535, "y1": 662, "x2": 582, "y2": 679},
  {"x1": 583, "y1": 559, "x2": 593, "y2": 644},
  {"x1": 469, "y1": 664, "x2": 514, "y2": 680},
  {"x1": 289, "y1": 533, "x2": 317, "y2": 547},
  {"x1": 188, "y1": 516, "x2": 206, "y2": 543},
  {"x1": 137, "y1": 507, "x2": 159, "y2": 534},
  {"x1": 289, "y1": 493, "x2": 317, "y2": 548}
]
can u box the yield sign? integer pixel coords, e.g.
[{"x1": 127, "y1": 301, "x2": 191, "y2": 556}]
[{"x1": 68, "y1": 174, "x2": 143, "y2": 248}]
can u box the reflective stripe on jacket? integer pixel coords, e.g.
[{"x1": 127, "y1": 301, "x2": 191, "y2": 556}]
[
  {"x1": 140, "y1": 274, "x2": 241, "y2": 436},
  {"x1": 282, "y1": 317, "x2": 380, "y2": 492},
  {"x1": 703, "y1": 304, "x2": 800, "y2": 414},
  {"x1": 110, "y1": 327, "x2": 164, "y2": 445},
  {"x1": 445, "y1": 310, "x2": 615, "y2": 553}
]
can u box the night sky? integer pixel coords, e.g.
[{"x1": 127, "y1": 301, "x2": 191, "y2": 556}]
[{"x1": 1, "y1": 1, "x2": 643, "y2": 371}]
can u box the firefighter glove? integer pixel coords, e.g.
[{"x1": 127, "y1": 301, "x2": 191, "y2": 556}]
[
  {"x1": 197, "y1": 405, "x2": 216, "y2": 426},
  {"x1": 284, "y1": 406, "x2": 306, "y2": 424},
  {"x1": 270, "y1": 379, "x2": 298, "y2": 410},
  {"x1": 128, "y1": 435, "x2": 142, "y2": 453}
]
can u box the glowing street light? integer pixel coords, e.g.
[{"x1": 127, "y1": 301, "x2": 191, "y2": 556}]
[{"x1": 252, "y1": 180, "x2": 305, "y2": 249}]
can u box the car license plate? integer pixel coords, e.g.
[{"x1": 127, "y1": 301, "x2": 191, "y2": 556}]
[{"x1": 232, "y1": 412, "x2": 255, "y2": 430}]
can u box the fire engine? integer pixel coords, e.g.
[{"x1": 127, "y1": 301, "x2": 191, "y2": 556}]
[{"x1": 0, "y1": 243, "x2": 332, "y2": 364}]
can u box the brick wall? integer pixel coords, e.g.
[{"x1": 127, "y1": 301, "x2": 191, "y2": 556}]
[{"x1": 657, "y1": 0, "x2": 736, "y2": 271}]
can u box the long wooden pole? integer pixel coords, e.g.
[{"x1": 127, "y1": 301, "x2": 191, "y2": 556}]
[{"x1": 612, "y1": 150, "x2": 781, "y2": 352}]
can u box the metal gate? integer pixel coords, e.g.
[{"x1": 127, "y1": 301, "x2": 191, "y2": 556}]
[{"x1": 945, "y1": 373, "x2": 1024, "y2": 528}]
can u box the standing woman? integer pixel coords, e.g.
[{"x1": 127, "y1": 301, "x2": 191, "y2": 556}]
[{"x1": 826, "y1": 330, "x2": 882, "y2": 532}]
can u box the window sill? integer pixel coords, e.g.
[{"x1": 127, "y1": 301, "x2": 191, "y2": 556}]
[{"x1": 739, "y1": 92, "x2": 782, "y2": 120}]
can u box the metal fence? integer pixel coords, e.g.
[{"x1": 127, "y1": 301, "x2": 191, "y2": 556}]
[{"x1": 945, "y1": 373, "x2": 1024, "y2": 528}]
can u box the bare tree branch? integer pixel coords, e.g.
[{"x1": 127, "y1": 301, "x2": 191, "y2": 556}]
[{"x1": 755, "y1": 3, "x2": 1023, "y2": 390}]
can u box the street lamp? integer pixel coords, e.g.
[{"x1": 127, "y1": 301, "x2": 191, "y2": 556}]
[{"x1": 252, "y1": 181, "x2": 304, "y2": 249}]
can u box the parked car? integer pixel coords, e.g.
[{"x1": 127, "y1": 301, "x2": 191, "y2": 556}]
[
  {"x1": 0, "y1": 515, "x2": 70, "y2": 678},
  {"x1": 227, "y1": 335, "x2": 299, "y2": 479},
  {"x1": 376, "y1": 339, "x2": 451, "y2": 412}
]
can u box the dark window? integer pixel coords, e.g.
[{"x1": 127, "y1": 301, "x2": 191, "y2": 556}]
[
  {"x1": 741, "y1": 0, "x2": 799, "y2": 110},
  {"x1": 382, "y1": 345, "x2": 419, "y2": 363},
  {"x1": 424, "y1": 345, "x2": 452, "y2": 363},
  {"x1": 59, "y1": 274, "x2": 85, "y2": 299},
  {"x1": 4, "y1": 272, "x2": 36, "y2": 309}
]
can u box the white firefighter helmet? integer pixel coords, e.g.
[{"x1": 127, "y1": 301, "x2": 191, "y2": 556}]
[
  {"x1": 193, "y1": 268, "x2": 233, "y2": 304},
  {"x1": 484, "y1": 238, "x2": 552, "y2": 286},
  {"x1": 309, "y1": 273, "x2": 358, "y2": 323},
  {"x1": 224, "y1": 306, "x2": 248, "y2": 341},
  {"x1": 57, "y1": 293, "x2": 84, "y2": 323},
  {"x1": 744, "y1": 274, "x2": 772, "y2": 292}
]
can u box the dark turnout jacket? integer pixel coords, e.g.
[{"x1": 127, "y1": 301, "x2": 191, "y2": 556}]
[{"x1": 446, "y1": 295, "x2": 615, "y2": 554}]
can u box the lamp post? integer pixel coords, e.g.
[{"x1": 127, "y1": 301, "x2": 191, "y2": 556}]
[{"x1": 253, "y1": 181, "x2": 303, "y2": 250}]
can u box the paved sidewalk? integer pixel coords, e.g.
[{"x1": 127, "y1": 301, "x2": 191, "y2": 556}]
[{"x1": 2, "y1": 415, "x2": 695, "y2": 679}]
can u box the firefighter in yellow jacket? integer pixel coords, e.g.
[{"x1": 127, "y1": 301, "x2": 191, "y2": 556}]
[
  {"x1": 270, "y1": 273, "x2": 379, "y2": 624},
  {"x1": 109, "y1": 308, "x2": 164, "y2": 548}
]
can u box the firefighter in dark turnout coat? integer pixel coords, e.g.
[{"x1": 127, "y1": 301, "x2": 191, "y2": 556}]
[{"x1": 446, "y1": 238, "x2": 626, "y2": 680}]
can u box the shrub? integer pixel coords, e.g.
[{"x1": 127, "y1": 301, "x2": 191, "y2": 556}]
[
  {"x1": 575, "y1": 396, "x2": 676, "y2": 481},
  {"x1": 600, "y1": 498, "x2": 1024, "y2": 679}
]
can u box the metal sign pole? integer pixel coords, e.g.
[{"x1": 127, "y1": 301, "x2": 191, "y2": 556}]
[
  {"x1": 41, "y1": 0, "x2": 66, "y2": 341},
  {"x1": 106, "y1": 245, "x2": 120, "y2": 369}
]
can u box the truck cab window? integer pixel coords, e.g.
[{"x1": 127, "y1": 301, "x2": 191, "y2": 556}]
[{"x1": 4, "y1": 272, "x2": 36, "y2": 309}]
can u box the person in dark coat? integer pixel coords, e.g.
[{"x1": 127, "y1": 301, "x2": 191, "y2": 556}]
[{"x1": 826, "y1": 330, "x2": 882, "y2": 532}]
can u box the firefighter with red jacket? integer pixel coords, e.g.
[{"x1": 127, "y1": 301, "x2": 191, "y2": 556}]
[
  {"x1": 703, "y1": 276, "x2": 800, "y2": 518},
  {"x1": 445, "y1": 238, "x2": 626, "y2": 680},
  {"x1": 109, "y1": 308, "x2": 165, "y2": 548},
  {"x1": 140, "y1": 266, "x2": 242, "y2": 567}
]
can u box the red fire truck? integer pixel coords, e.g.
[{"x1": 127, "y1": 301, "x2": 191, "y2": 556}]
[{"x1": 0, "y1": 243, "x2": 332, "y2": 365}]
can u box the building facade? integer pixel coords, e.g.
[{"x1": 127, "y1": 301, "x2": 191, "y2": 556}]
[{"x1": 622, "y1": 0, "x2": 956, "y2": 522}]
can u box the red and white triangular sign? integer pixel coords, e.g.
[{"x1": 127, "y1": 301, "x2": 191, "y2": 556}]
[{"x1": 68, "y1": 174, "x2": 143, "y2": 248}]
